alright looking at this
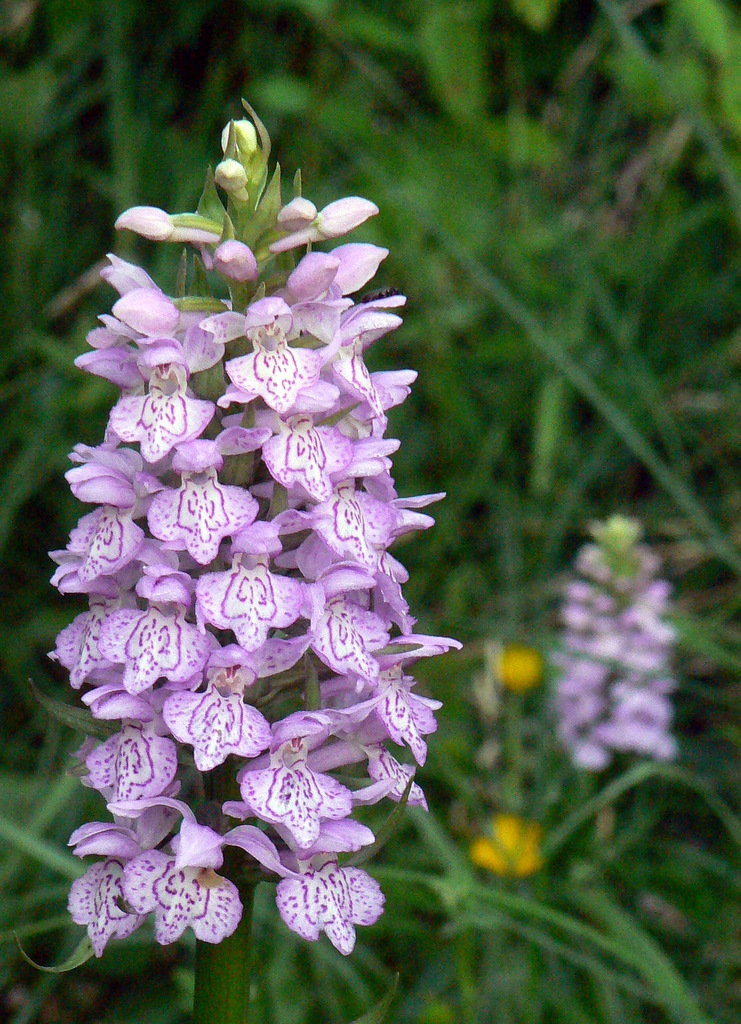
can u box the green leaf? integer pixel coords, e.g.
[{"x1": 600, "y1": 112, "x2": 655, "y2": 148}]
[
  {"x1": 191, "y1": 253, "x2": 212, "y2": 297},
  {"x1": 344, "y1": 974, "x2": 398, "y2": 1024},
  {"x1": 29, "y1": 679, "x2": 116, "y2": 740},
  {"x1": 346, "y1": 776, "x2": 415, "y2": 867},
  {"x1": 16, "y1": 932, "x2": 94, "y2": 972},
  {"x1": 676, "y1": 0, "x2": 732, "y2": 60},
  {"x1": 0, "y1": 809, "x2": 84, "y2": 879},
  {"x1": 572, "y1": 888, "x2": 715, "y2": 1024},
  {"x1": 252, "y1": 75, "x2": 313, "y2": 117},
  {"x1": 418, "y1": 4, "x2": 487, "y2": 123},
  {"x1": 197, "y1": 166, "x2": 227, "y2": 223},
  {"x1": 508, "y1": 0, "x2": 562, "y2": 32}
]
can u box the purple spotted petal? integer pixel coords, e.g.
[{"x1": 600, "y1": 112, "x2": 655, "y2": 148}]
[
  {"x1": 196, "y1": 555, "x2": 305, "y2": 651},
  {"x1": 311, "y1": 597, "x2": 388, "y2": 682},
  {"x1": 163, "y1": 684, "x2": 271, "y2": 771},
  {"x1": 331, "y1": 340, "x2": 384, "y2": 420},
  {"x1": 239, "y1": 760, "x2": 352, "y2": 849},
  {"x1": 373, "y1": 668, "x2": 441, "y2": 766},
  {"x1": 52, "y1": 595, "x2": 122, "y2": 689},
  {"x1": 66, "y1": 507, "x2": 145, "y2": 585},
  {"x1": 276, "y1": 858, "x2": 384, "y2": 955},
  {"x1": 123, "y1": 851, "x2": 242, "y2": 945},
  {"x1": 68, "y1": 859, "x2": 146, "y2": 957},
  {"x1": 148, "y1": 471, "x2": 258, "y2": 565},
  {"x1": 85, "y1": 722, "x2": 177, "y2": 801},
  {"x1": 311, "y1": 483, "x2": 396, "y2": 570},
  {"x1": 367, "y1": 745, "x2": 427, "y2": 809},
  {"x1": 98, "y1": 605, "x2": 213, "y2": 694},
  {"x1": 226, "y1": 342, "x2": 326, "y2": 414},
  {"x1": 262, "y1": 416, "x2": 353, "y2": 502},
  {"x1": 109, "y1": 382, "x2": 215, "y2": 464}
]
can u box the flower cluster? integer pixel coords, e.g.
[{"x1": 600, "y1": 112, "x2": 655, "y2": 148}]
[
  {"x1": 51, "y1": 110, "x2": 458, "y2": 957},
  {"x1": 552, "y1": 515, "x2": 676, "y2": 770}
]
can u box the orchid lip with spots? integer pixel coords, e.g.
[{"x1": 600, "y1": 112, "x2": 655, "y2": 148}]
[{"x1": 50, "y1": 106, "x2": 460, "y2": 960}]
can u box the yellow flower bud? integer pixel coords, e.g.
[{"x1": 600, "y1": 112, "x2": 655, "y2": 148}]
[{"x1": 470, "y1": 814, "x2": 543, "y2": 877}]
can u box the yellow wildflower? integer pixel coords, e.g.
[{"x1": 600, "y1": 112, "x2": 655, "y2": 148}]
[
  {"x1": 496, "y1": 644, "x2": 543, "y2": 693},
  {"x1": 470, "y1": 814, "x2": 544, "y2": 877}
]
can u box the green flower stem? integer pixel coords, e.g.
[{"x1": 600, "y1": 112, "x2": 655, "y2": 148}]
[
  {"x1": 193, "y1": 880, "x2": 256, "y2": 1024},
  {"x1": 502, "y1": 692, "x2": 524, "y2": 815}
]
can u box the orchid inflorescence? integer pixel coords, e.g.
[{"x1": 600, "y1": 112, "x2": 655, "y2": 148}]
[
  {"x1": 553, "y1": 515, "x2": 676, "y2": 770},
  {"x1": 50, "y1": 108, "x2": 459, "y2": 958}
]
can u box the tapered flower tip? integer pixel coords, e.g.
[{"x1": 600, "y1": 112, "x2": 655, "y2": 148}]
[
  {"x1": 101, "y1": 254, "x2": 156, "y2": 295},
  {"x1": 68, "y1": 822, "x2": 141, "y2": 861},
  {"x1": 271, "y1": 710, "x2": 335, "y2": 746},
  {"x1": 135, "y1": 568, "x2": 192, "y2": 606},
  {"x1": 115, "y1": 205, "x2": 174, "y2": 240},
  {"x1": 206, "y1": 643, "x2": 258, "y2": 676},
  {"x1": 231, "y1": 519, "x2": 282, "y2": 558},
  {"x1": 244, "y1": 295, "x2": 293, "y2": 331},
  {"x1": 171, "y1": 439, "x2": 223, "y2": 474},
  {"x1": 316, "y1": 564, "x2": 376, "y2": 599},
  {"x1": 297, "y1": 819, "x2": 375, "y2": 855},
  {"x1": 173, "y1": 820, "x2": 224, "y2": 871},
  {"x1": 378, "y1": 634, "x2": 463, "y2": 667},
  {"x1": 318, "y1": 197, "x2": 378, "y2": 237},
  {"x1": 285, "y1": 251, "x2": 341, "y2": 300},
  {"x1": 213, "y1": 240, "x2": 258, "y2": 282},
  {"x1": 136, "y1": 339, "x2": 187, "y2": 369},
  {"x1": 224, "y1": 825, "x2": 289, "y2": 877},
  {"x1": 65, "y1": 460, "x2": 138, "y2": 508},
  {"x1": 112, "y1": 288, "x2": 180, "y2": 338},
  {"x1": 332, "y1": 243, "x2": 389, "y2": 295},
  {"x1": 277, "y1": 197, "x2": 318, "y2": 231}
]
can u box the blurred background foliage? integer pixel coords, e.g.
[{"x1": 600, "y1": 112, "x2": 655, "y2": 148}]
[{"x1": 2, "y1": 0, "x2": 741, "y2": 1021}]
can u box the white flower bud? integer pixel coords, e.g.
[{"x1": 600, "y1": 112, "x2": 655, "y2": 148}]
[{"x1": 215, "y1": 159, "x2": 249, "y2": 194}]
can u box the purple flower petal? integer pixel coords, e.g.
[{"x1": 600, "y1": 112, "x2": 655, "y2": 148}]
[
  {"x1": 148, "y1": 469, "x2": 258, "y2": 566},
  {"x1": 239, "y1": 755, "x2": 352, "y2": 849},
  {"x1": 109, "y1": 372, "x2": 215, "y2": 464},
  {"x1": 98, "y1": 604, "x2": 213, "y2": 694},
  {"x1": 311, "y1": 596, "x2": 388, "y2": 683},
  {"x1": 275, "y1": 857, "x2": 384, "y2": 954},
  {"x1": 262, "y1": 416, "x2": 353, "y2": 502},
  {"x1": 68, "y1": 859, "x2": 146, "y2": 956},
  {"x1": 69, "y1": 507, "x2": 145, "y2": 585},
  {"x1": 85, "y1": 722, "x2": 177, "y2": 801},
  {"x1": 123, "y1": 851, "x2": 242, "y2": 945},
  {"x1": 163, "y1": 683, "x2": 271, "y2": 771},
  {"x1": 196, "y1": 555, "x2": 305, "y2": 651}
]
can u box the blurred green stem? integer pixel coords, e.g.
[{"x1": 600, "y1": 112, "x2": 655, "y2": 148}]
[
  {"x1": 503, "y1": 693, "x2": 524, "y2": 815},
  {"x1": 193, "y1": 881, "x2": 255, "y2": 1024},
  {"x1": 456, "y1": 928, "x2": 477, "y2": 1024}
]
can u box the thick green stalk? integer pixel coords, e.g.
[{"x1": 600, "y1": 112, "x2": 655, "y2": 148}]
[{"x1": 193, "y1": 880, "x2": 256, "y2": 1024}]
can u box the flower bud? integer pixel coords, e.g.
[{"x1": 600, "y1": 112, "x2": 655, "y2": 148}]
[
  {"x1": 214, "y1": 158, "x2": 249, "y2": 196},
  {"x1": 116, "y1": 206, "x2": 222, "y2": 246},
  {"x1": 221, "y1": 118, "x2": 258, "y2": 159},
  {"x1": 115, "y1": 206, "x2": 174, "y2": 241},
  {"x1": 213, "y1": 240, "x2": 258, "y2": 282},
  {"x1": 316, "y1": 197, "x2": 379, "y2": 238}
]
